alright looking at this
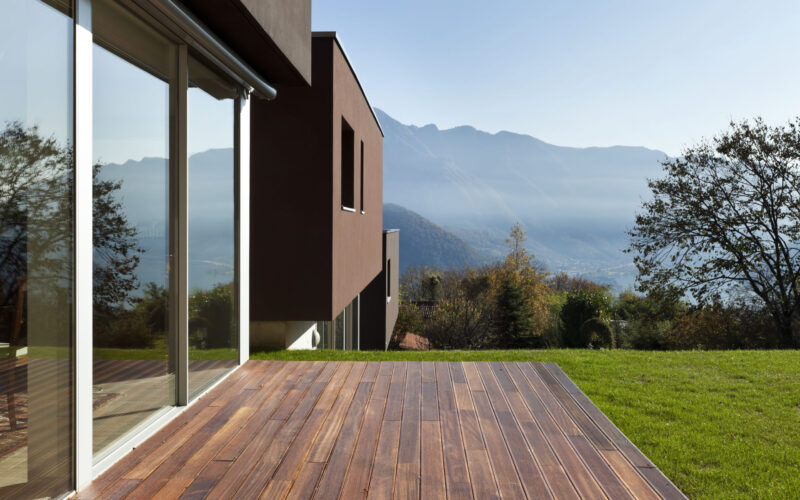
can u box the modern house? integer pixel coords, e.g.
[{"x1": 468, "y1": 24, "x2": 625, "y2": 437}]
[
  {"x1": 0, "y1": 0, "x2": 396, "y2": 497},
  {"x1": 249, "y1": 32, "x2": 396, "y2": 351}
]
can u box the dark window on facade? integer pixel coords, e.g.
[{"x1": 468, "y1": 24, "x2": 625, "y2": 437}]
[
  {"x1": 341, "y1": 118, "x2": 355, "y2": 209},
  {"x1": 360, "y1": 140, "x2": 365, "y2": 212},
  {"x1": 387, "y1": 259, "x2": 392, "y2": 299}
]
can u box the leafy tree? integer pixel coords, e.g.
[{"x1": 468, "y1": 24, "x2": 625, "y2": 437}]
[
  {"x1": 491, "y1": 222, "x2": 551, "y2": 337},
  {"x1": 1, "y1": 123, "x2": 74, "y2": 317},
  {"x1": 494, "y1": 277, "x2": 531, "y2": 347},
  {"x1": 93, "y1": 163, "x2": 142, "y2": 310},
  {"x1": 1, "y1": 123, "x2": 142, "y2": 347},
  {"x1": 629, "y1": 118, "x2": 800, "y2": 347}
]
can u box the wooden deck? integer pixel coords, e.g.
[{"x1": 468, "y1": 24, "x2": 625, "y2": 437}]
[{"x1": 77, "y1": 361, "x2": 686, "y2": 499}]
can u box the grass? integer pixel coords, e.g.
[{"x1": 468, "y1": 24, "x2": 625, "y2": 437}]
[
  {"x1": 93, "y1": 347, "x2": 238, "y2": 361},
  {"x1": 251, "y1": 348, "x2": 800, "y2": 499}
]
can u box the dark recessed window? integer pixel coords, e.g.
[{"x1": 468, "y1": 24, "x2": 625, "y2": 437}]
[
  {"x1": 341, "y1": 118, "x2": 354, "y2": 209},
  {"x1": 387, "y1": 259, "x2": 392, "y2": 299},
  {"x1": 360, "y1": 140, "x2": 365, "y2": 212}
]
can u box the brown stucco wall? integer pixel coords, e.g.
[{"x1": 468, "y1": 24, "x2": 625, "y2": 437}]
[
  {"x1": 180, "y1": 0, "x2": 311, "y2": 85},
  {"x1": 330, "y1": 36, "x2": 384, "y2": 316},
  {"x1": 249, "y1": 35, "x2": 384, "y2": 323},
  {"x1": 249, "y1": 40, "x2": 333, "y2": 321},
  {"x1": 360, "y1": 230, "x2": 399, "y2": 350}
]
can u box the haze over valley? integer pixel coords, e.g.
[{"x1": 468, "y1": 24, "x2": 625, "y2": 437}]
[{"x1": 378, "y1": 108, "x2": 669, "y2": 290}]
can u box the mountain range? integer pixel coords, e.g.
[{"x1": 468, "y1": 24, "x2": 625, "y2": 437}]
[
  {"x1": 105, "y1": 111, "x2": 668, "y2": 291},
  {"x1": 377, "y1": 108, "x2": 669, "y2": 289}
]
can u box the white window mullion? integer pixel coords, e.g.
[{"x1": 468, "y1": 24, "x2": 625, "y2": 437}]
[
  {"x1": 236, "y1": 94, "x2": 251, "y2": 365},
  {"x1": 74, "y1": 0, "x2": 93, "y2": 489}
]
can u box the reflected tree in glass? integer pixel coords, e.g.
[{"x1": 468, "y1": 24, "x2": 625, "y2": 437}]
[{"x1": 1, "y1": 122, "x2": 143, "y2": 337}]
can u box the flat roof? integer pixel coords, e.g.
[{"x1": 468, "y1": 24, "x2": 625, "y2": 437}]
[{"x1": 313, "y1": 31, "x2": 384, "y2": 137}]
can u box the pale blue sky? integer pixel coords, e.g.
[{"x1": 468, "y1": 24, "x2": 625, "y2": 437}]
[{"x1": 312, "y1": 0, "x2": 800, "y2": 156}]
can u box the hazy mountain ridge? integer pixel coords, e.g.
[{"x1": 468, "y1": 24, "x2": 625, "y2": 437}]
[
  {"x1": 97, "y1": 149, "x2": 235, "y2": 293},
  {"x1": 377, "y1": 108, "x2": 669, "y2": 289},
  {"x1": 384, "y1": 203, "x2": 488, "y2": 273}
]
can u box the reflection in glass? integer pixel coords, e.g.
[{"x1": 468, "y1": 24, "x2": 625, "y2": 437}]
[
  {"x1": 92, "y1": 0, "x2": 175, "y2": 458},
  {"x1": 187, "y1": 56, "x2": 238, "y2": 399},
  {"x1": 0, "y1": 0, "x2": 74, "y2": 497},
  {"x1": 319, "y1": 296, "x2": 359, "y2": 350}
]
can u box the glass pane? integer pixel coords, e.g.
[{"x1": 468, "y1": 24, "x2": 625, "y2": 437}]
[
  {"x1": 334, "y1": 310, "x2": 345, "y2": 350},
  {"x1": 187, "y1": 56, "x2": 238, "y2": 399},
  {"x1": 0, "y1": 0, "x2": 74, "y2": 497},
  {"x1": 92, "y1": 1, "x2": 175, "y2": 458}
]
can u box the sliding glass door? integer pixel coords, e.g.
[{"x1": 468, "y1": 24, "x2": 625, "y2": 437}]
[
  {"x1": 0, "y1": 0, "x2": 74, "y2": 497},
  {"x1": 4, "y1": 0, "x2": 252, "y2": 491},
  {"x1": 187, "y1": 55, "x2": 238, "y2": 399},
  {"x1": 91, "y1": 0, "x2": 175, "y2": 459}
]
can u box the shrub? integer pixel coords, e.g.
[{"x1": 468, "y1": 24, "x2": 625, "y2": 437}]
[
  {"x1": 559, "y1": 288, "x2": 613, "y2": 347},
  {"x1": 392, "y1": 295, "x2": 425, "y2": 339},
  {"x1": 425, "y1": 290, "x2": 493, "y2": 349},
  {"x1": 665, "y1": 300, "x2": 781, "y2": 350},
  {"x1": 580, "y1": 317, "x2": 614, "y2": 348},
  {"x1": 618, "y1": 318, "x2": 672, "y2": 350}
]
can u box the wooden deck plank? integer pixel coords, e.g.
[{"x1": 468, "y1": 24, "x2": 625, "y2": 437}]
[
  {"x1": 393, "y1": 361, "x2": 422, "y2": 499},
  {"x1": 500, "y1": 363, "x2": 580, "y2": 500},
  {"x1": 312, "y1": 363, "x2": 377, "y2": 500},
  {"x1": 366, "y1": 419, "x2": 401, "y2": 500},
  {"x1": 80, "y1": 361, "x2": 685, "y2": 500},
  {"x1": 547, "y1": 363, "x2": 652, "y2": 465},
  {"x1": 259, "y1": 362, "x2": 353, "y2": 499},
  {"x1": 544, "y1": 363, "x2": 688, "y2": 500},
  {"x1": 171, "y1": 362, "x2": 304, "y2": 498},
  {"x1": 150, "y1": 363, "x2": 291, "y2": 498},
  {"x1": 462, "y1": 363, "x2": 526, "y2": 500},
  {"x1": 383, "y1": 361, "x2": 407, "y2": 421},
  {"x1": 338, "y1": 363, "x2": 391, "y2": 500},
  {"x1": 639, "y1": 467, "x2": 689, "y2": 500},
  {"x1": 132, "y1": 363, "x2": 321, "y2": 499},
  {"x1": 437, "y1": 362, "x2": 473, "y2": 500},
  {"x1": 205, "y1": 362, "x2": 325, "y2": 499},
  {"x1": 307, "y1": 362, "x2": 366, "y2": 463},
  {"x1": 466, "y1": 450, "x2": 501, "y2": 500},
  {"x1": 479, "y1": 362, "x2": 554, "y2": 499},
  {"x1": 177, "y1": 460, "x2": 229, "y2": 500},
  {"x1": 515, "y1": 362, "x2": 610, "y2": 500},
  {"x1": 570, "y1": 435, "x2": 636, "y2": 500},
  {"x1": 281, "y1": 363, "x2": 367, "y2": 499},
  {"x1": 600, "y1": 450, "x2": 661, "y2": 500},
  {"x1": 120, "y1": 362, "x2": 273, "y2": 483},
  {"x1": 233, "y1": 363, "x2": 339, "y2": 498},
  {"x1": 534, "y1": 363, "x2": 615, "y2": 450},
  {"x1": 420, "y1": 420, "x2": 447, "y2": 500}
]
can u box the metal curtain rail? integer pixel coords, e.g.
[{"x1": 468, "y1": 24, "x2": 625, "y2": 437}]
[{"x1": 143, "y1": 0, "x2": 278, "y2": 100}]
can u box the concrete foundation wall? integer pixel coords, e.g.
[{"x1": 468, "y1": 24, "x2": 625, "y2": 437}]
[{"x1": 250, "y1": 320, "x2": 321, "y2": 350}]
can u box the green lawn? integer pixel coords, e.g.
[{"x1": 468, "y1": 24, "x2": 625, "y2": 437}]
[{"x1": 251, "y1": 349, "x2": 800, "y2": 499}]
